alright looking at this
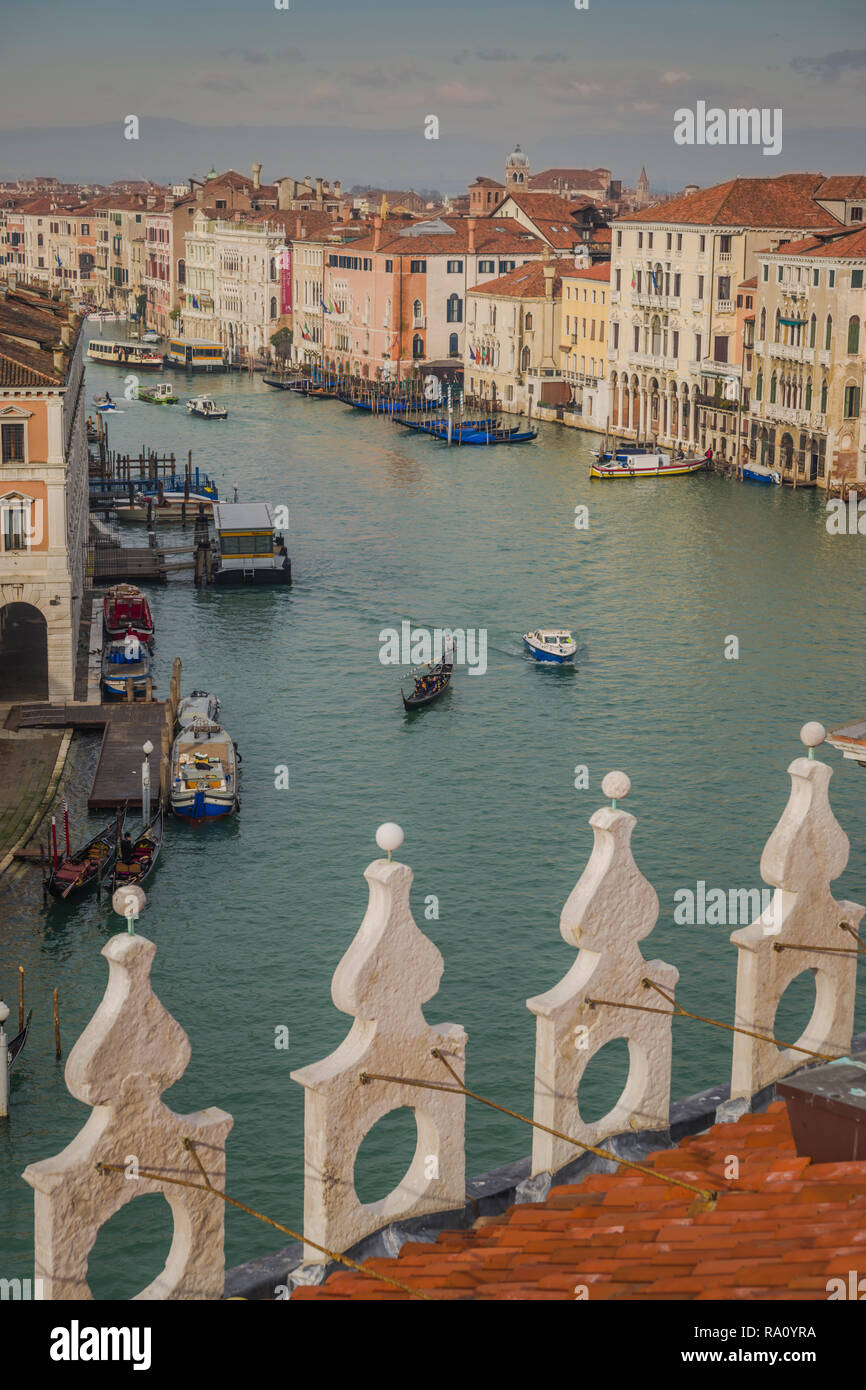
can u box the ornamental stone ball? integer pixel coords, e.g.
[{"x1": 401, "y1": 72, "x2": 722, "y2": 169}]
[
  {"x1": 800, "y1": 721, "x2": 826, "y2": 749},
  {"x1": 0, "y1": 1000, "x2": 8, "y2": 1026},
  {"x1": 142, "y1": 739, "x2": 154, "y2": 756},
  {"x1": 375, "y1": 822, "x2": 404, "y2": 856},
  {"x1": 601, "y1": 771, "x2": 631, "y2": 802},
  {"x1": 112, "y1": 884, "x2": 146, "y2": 921}
]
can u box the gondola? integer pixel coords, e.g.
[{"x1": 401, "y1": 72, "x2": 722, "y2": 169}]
[
  {"x1": 402, "y1": 655, "x2": 454, "y2": 710},
  {"x1": 45, "y1": 809, "x2": 124, "y2": 900},
  {"x1": 112, "y1": 801, "x2": 164, "y2": 890},
  {"x1": 8, "y1": 1010, "x2": 33, "y2": 1069}
]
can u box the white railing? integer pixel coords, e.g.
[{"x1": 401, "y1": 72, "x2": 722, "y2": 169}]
[{"x1": 715, "y1": 299, "x2": 734, "y2": 314}]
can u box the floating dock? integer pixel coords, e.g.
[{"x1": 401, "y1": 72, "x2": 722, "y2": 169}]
[{"x1": 8, "y1": 701, "x2": 169, "y2": 810}]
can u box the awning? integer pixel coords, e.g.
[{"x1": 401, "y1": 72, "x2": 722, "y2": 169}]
[{"x1": 778, "y1": 317, "x2": 807, "y2": 327}]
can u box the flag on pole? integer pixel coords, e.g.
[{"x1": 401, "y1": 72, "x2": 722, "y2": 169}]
[{"x1": 631, "y1": 265, "x2": 636, "y2": 289}]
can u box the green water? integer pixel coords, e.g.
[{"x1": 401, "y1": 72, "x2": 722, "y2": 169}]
[{"x1": 1, "y1": 336, "x2": 865, "y2": 1296}]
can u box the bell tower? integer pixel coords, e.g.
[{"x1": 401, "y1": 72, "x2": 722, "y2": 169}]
[{"x1": 505, "y1": 144, "x2": 530, "y2": 192}]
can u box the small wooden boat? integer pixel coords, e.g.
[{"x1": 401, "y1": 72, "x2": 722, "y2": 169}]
[
  {"x1": 742, "y1": 462, "x2": 781, "y2": 486},
  {"x1": 589, "y1": 450, "x2": 706, "y2": 479},
  {"x1": 187, "y1": 395, "x2": 228, "y2": 419},
  {"x1": 8, "y1": 1009, "x2": 33, "y2": 1069},
  {"x1": 138, "y1": 381, "x2": 178, "y2": 405},
  {"x1": 112, "y1": 802, "x2": 164, "y2": 889},
  {"x1": 170, "y1": 719, "x2": 239, "y2": 821},
  {"x1": 101, "y1": 638, "x2": 151, "y2": 700},
  {"x1": 402, "y1": 654, "x2": 454, "y2": 710},
  {"x1": 46, "y1": 811, "x2": 123, "y2": 900},
  {"x1": 93, "y1": 393, "x2": 121, "y2": 412},
  {"x1": 104, "y1": 583, "x2": 154, "y2": 644},
  {"x1": 524, "y1": 628, "x2": 577, "y2": 663}
]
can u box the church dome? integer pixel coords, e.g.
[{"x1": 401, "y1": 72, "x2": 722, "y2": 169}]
[{"x1": 507, "y1": 144, "x2": 528, "y2": 167}]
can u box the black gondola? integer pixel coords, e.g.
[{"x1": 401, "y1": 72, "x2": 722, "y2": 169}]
[
  {"x1": 112, "y1": 801, "x2": 164, "y2": 890},
  {"x1": 8, "y1": 1009, "x2": 32, "y2": 1068},
  {"x1": 46, "y1": 808, "x2": 124, "y2": 900},
  {"x1": 402, "y1": 655, "x2": 454, "y2": 711}
]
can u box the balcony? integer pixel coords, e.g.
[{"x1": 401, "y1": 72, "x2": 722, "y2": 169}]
[
  {"x1": 769, "y1": 342, "x2": 812, "y2": 363},
  {"x1": 610, "y1": 290, "x2": 620, "y2": 305},
  {"x1": 718, "y1": 250, "x2": 733, "y2": 262},
  {"x1": 412, "y1": 316, "x2": 426, "y2": 329},
  {"x1": 691, "y1": 298, "x2": 704, "y2": 313},
  {"x1": 631, "y1": 291, "x2": 680, "y2": 311},
  {"x1": 715, "y1": 299, "x2": 734, "y2": 315},
  {"x1": 627, "y1": 351, "x2": 678, "y2": 372},
  {"x1": 818, "y1": 349, "x2": 831, "y2": 367},
  {"x1": 767, "y1": 404, "x2": 810, "y2": 427}
]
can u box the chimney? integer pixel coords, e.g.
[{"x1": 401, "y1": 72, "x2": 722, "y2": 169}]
[
  {"x1": 61, "y1": 322, "x2": 72, "y2": 346},
  {"x1": 277, "y1": 178, "x2": 292, "y2": 211},
  {"x1": 683, "y1": 183, "x2": 699, "y2": 197},
  {"x1": 295, "y1": 215, "x2": 302, "y2": 239},
  {"x1": 315, "y1": 177, "x2": 324, "y2": 202},
  {"x1": 252, "y1": 162, "x2": 262, "y2": 190},
  {"x1": 164, "y1": 194, "x2": 175, "y2": 211},
  {"x1": 147, "y1": 194, "x2": 157, "y2": 209},
  {"x1": 304, "y1": 175, "x2": 312, "y2": 191},
  {"x1": 467, "y1": 216, "x2": 476, "y2": 255},
  {"x1": 53, "y1": 347, "x2": 66, "y2": 375},
  {"x1": 195, "y1": 182, "x2": 204, "y2": 204},
  {"x1": 543, "y1": 263, "x2": 555, "y2": 300},
  {"x1": 373, "y1": 214, "x2": 382, "y2": 252},
  {"x1": 334, "y1": 180, "x2": 342, "y2": 198},
  {"x1": 341, "y1": 203, "x2": 350, "y2": 225},
  {"x1": 779, "y1": 1053, "x2": 866, "y2": 1163}
]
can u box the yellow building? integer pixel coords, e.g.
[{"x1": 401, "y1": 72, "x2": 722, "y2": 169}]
[{"x1": 559, "y1": 263, "x2": 611, "y2": 432}]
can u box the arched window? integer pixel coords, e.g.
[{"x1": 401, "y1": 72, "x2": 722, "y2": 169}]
[
  {"x1": 520, "y1": 345, "x2": 531, "y2": 372},
  {"x1": 759, "y1": 307, "x2": 766, "y2": 340},
  {"x1": 820, "y1": 379, "x2": 828, "y2": 413},
  {"x1": 809, "y1": 314, "x2": 816, "y2": 348},
  {"x1": 755, "y1": 369, "x2": 763, "y2": 401},
  {"x1": 446, "y1": 293, "x2": 462, "y2": 324},
  {"x1": 844, "y1": 381, "x2": 861, "y2": 417},
  {"x1": 412, "y1": 334, "x2": 424, "y2": 359},
  {"x1": 651, "y1": 314, "x2": 662, "y2": 355},
  {"x1": 770, "y1": 373, "x2": 777, "y2": 403},
  {"x1": 525, "y1": 311, "x2": 533, "y2": 330},
  {"x1": 177, "y1": 258, "x2": 186, "y2": 286},
  {"x1": 270, "y1": 258, "x2": 277, "y2": 280},
  {"x1": 412, "y1": 299, "x2": 423, "y2": 325},
  {"x1": 825, "y1": 314, "x2": 833, "y2": 350},
  {"x1": 448, "y1": 332, "x2": 459, "y2": 357},
  {"x1": 847, "y1": 316, "x2": 860, "y2": 354},
  {"x1": 774, "y1": 308, "x2": 781, "y2": 342},
  {"x1": 269, "y1": 297, "x2": 277, "y2": 319},
  {"x1": 805, "y1": 379, "x2": 812, "y2": 410}
]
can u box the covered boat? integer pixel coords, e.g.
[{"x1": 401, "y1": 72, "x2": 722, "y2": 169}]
[
  {"x1": 170, "y1": 719, "x2": 239, "y2": 821},
  {"x1": 138, "y1": 381, "x2": 178, "y2": 405},
  {"x1": 101, "y1": 637, "x2": 151, "y2": 700},
  {"x1": 176, "y1": 690, "x2": 221, "y2": 728},
  {"x1": 590, "y1": 451, "x2": 706, "y2": 479},
  {"x1": 742, "y1": 462, "x2": 781, "y2": 485},
  {"x1": 103, "y1": 584, "x2": 154, "y2": 644},
  {"x1": 187, "y1": 395, "x2": 228, "y2": 419},
  {"x1": 211, "y1": 503, "x2": 291, "y2": 585},
  {"x1": 523, "y1": 628, "x2": 577, "y2": 663}
]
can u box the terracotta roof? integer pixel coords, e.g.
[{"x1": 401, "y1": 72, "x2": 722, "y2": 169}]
[
  {"x1": 333, "y1": 217, "x2": 544, "y2": 258},
  {"x1": 591, "y1": 227, "x2": 612, "y2": 244},
  {"x1": 500, "y1": 191, "x2": 583, "y2": 222},
  {"x1": 467, "y1": 260, "x2": 563, "y2": 298},
  {"x1": 773, "y1": 224, "x2": 866, "y2": 261},
  {"x1": 815, "y1": 176, "x2": 866, "y2": 201},
  {"x1": 471, "y1": 177, "x2": 505, "y2": 189},
  {"x1": 294, "y1": 1101, "x2": 866, "y2": 1301},
  {"x1": 530, "y1": 168, "x2": 610, "y2": 191},
  {"x1": 616, "y1": 174, "x2": 841, "y2": 230},
  {"x1": 562, "y1": 262, "x2": 612, "y2": 283}
]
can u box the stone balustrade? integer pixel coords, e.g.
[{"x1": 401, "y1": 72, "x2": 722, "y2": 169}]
[{"x1": 21, "y1": 726, "x2": 864, "y2": 1297}]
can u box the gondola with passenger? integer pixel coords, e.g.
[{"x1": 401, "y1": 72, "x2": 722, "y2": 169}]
[
  {"x1": 401, "y1": 650, "x2": 454, "y2": 711},
  {"x1": 45, "y1": 808, "x2": 125, "y2": 900},
  {"x1": 112, "y1": 801, "x2": 164, "y2": 891}
]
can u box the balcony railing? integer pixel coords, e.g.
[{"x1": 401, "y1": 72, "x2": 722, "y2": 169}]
[
  {"x1": 715, "y1": 299, "x2": 734, "y2": 314},
  {"x1": 769, "y1": 341, "x2": 813, "y2": 363},
  {"x1": 631, "y1": 291, "x2": 680, "y2": 311},
  {"x1": 818, "y1": 349, "x2": 831, "y2": 366},
  {"x1": 718, "y1": 250, "x2": 733, "y2": 262},
  {"x1": 628, "y1": 350, "x2": 678, "y2": 371}
]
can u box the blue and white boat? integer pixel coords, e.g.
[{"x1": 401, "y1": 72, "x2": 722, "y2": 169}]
[
  {"x1": 101, "y1": 638, "x2": 151, "y2": 699},
  {"x1": 742, "y1": 462, "x2": 781, "y2": 486},
  {"x1": 523, "y1": 628, "x2": 577, "y2": 663},
  {"x1": 170, "y1": 718, "x2": 238, "y2": 821}
]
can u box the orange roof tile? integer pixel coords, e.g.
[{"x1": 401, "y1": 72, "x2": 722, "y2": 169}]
[
  {"x1": 815, "y1": 176, "x2": 866, "y2": 201},
  {"x1": 562, "y1": 262, "x2": 611, "y2": 283},
  {"x1": 294, "y1": 1102, "x2": 866, "y2": 1301},
  {"x1": 617, "y1": 174, "x2": 841, "y2": 230},
  {"x1": 467, "y1": 261, "x2": 563, "y2": 298},
  {"x1": 773, "y1": 224, "x2": 866, "y2": 260}
]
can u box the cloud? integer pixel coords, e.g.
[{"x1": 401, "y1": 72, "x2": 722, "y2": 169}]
[
  {"x1": 632, "y1": 101, "x2": 660, "y2": 113},
  {"x1": 570, "y1": 80, "x2": 604, "y2": 97},
  {"x1": 659, "y1": 70, "x2": 692, "y2": 85},
  {"x1": 217, "y1": 46, "x2": 304, "y2": 65},
  {"x1": 791, "y1": 49, "x2": 866, "y2": 78},
  {"x1": 453, "y1": 47, "x2": 518, "y2": 63},
  {"x1": 434, "y1": 80, "x2": 494, "y2": 106},
  {"x1": 533, "y1": 52, "x2": 569, "y2": 63},
  {"x1": 195, "y1": 71, "x2": 250, "y2": 95}
]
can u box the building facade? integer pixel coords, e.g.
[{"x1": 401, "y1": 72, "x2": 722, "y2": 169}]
[
  {"x1": 465, "y1": 258, "x2": 564, "y2": 413},
  {"x1": 559, "y1": 263, "x2": 611, "y2": 431}
]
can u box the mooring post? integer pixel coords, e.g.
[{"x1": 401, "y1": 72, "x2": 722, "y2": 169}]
[
  {"x1": 53, "y1": 987, "x2": 61, "y2": 1060},
  {"x1": 18, "y1": 965, "x2": 24, "y2": 1033},
  {"x1": 0, "y1": 1001, "x2": 9, "y2": 1117}
]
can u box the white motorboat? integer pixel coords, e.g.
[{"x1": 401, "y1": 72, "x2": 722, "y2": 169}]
[
  {"x1": 523, "y1": 628, "x2": 577, "y2": 663},
  {"x1": 176, "y1": 690, "x2": 221, "y2": 729},
  {"x1": 187, "y1": 395, "x2": 228, "y2": 419},
  {"x1": 170, "y1": 719, "x2": 238, "y2": 821}
]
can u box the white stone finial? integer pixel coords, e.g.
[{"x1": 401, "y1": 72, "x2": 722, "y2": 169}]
[
  {"x1": 526, "y1": 787, "x2": 677, "y2": 1173},
  {"x1": 0, "y1": 1000, "x2": 8, "y2": 1026},
  {"x1": 800, "y1": 721, "x2": 826, "y2": 758},
  {"x1": 730, "y1": 751, "x2": 863, "y2": 1099},
  {"x1": 113, "y1": 884, "x2": 145, "y2": 932},
  {"x1": 291, "y1": 852, "x2": 466, "y2": 1263},
  {"x1": 22, "y1": 933, "x2": 233, "y2": 1299},
  {"x1": 375, "y1": 821, "x2": 404, "y2": 859},
  {"x1": 601, "y1": 770, "x2": 631, "y2": 806}
]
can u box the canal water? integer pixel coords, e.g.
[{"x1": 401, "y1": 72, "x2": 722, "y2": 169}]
[{"x1": 2, "y1": 332, "x2": 865, "y2": 1295}]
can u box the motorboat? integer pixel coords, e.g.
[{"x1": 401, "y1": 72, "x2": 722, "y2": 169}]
[
  {"x1": 176, "y1": 690, "x2": 221, "y2": 729},
  {"x1": 103, "y1": 584, "x2": 154, "y2": 645},
  {"x1": 523, "y1": 628, "x2": 577, "y2": 663},
  {"x1": 170, "y1": 719, "x2": 239, "y2": 821},
  {"x1": 590, "y1": 451, "x2": 706, "y2": 479},
  {"x1": 138, "y1": 381, "x2": 178, "y2": 405},
  {"x1": 187, "y1": 395, "x2": 228, "y2": 419},
  {"x1": 742, "y1": 462, "x2": 781, "y2": 485},
  {"x1": 101, "y1": 637, "x2": 151, "y2": 700},
  {"x1": 93, "y1": 393, "x2": 121, "y2": 412},
  {"x1": 142, "y1": 330, "x2": 162, "y2": 343}
]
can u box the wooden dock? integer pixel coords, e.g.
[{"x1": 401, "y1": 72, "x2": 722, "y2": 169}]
[{"x1": 9, "y1": 701, "x2": 170, "y2": 810}]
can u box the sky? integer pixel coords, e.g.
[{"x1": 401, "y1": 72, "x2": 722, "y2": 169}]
[{"x1": 0, "y1": 0, "x2": 864, "y2": 191}]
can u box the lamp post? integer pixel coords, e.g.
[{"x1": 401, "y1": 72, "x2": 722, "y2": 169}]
[{"x1": 142, "y1": 739, "x2": 154, "y2": 825}]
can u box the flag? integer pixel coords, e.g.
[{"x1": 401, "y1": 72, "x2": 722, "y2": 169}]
[
  {"x1": 469, "y1": 345, "x2": 476, "y2": 362},
  {"x1": 55, "y1": 252, "x2": 62, "y2": 268},
  {"x1": 631, "y1": 265, "x2": 636, "y2": 289},
  {"x1": 329, "y1": 297, "x2": 337, "y2": 314},
  {"x1": 321, "y1": 298, "x2": 329, "y2": 314}
]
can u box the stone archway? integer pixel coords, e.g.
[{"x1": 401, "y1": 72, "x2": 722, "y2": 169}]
[
  {"x1": 780, "y1": 432, "x2": 795, "y2": 472},
  {"x1": 0, "y1": 601, "x2": 48, "y2": 701}
]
